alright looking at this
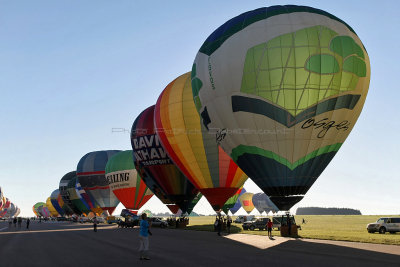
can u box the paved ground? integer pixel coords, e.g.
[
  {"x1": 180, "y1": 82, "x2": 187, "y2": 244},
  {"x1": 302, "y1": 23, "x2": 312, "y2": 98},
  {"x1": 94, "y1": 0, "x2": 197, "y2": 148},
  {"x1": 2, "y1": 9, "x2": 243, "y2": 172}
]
[{"x1": 0, "y1": 221, "x2": 399, "y2": 267}]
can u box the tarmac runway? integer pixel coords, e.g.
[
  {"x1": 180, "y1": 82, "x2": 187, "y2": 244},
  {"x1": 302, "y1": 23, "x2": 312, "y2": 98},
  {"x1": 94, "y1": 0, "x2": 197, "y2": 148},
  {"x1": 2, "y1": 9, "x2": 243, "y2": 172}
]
[{"x1": 0, "y1": 220, "x2": 399, "y2": 267}]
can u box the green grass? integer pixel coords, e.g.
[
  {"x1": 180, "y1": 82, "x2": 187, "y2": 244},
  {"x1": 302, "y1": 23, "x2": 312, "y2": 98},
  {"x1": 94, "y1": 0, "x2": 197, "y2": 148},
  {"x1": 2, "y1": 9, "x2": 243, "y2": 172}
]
[{"x1": 183, "y1": 215, "x2": 400, "y2": 245}]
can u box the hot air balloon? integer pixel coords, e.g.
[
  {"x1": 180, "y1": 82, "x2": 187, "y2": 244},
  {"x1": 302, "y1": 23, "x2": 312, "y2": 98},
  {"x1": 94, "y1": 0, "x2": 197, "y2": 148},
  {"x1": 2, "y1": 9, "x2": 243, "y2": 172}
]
[
  {"x1": 252, "y1": 193, "x2": 278, "y2": 214},
  {"x1": 49, "y1": 190, "x2": 64, "y2": 216},
  {"x1": 38, "y1": 205, "x2": 51, "y2": 218},
  {"x1": 105, "y1": 150, "x2": 153, "y2": 212},
  {"x1": 46, "y1": 197, "x2": 59, "y2": 217},
  {"x1": 230, "y1": 188, "x2": 246, "y2": 215},
  {"x1": 192, "y1": 5, "x2": 370, "y2": 210},
  {"x1": 222, "y1": 187, "x2": 243, "y2": 215},
  {"x1": 59, "y1": 171, "x2": 81, "y2": 215},
  {"x1": 239, "y1": 192, "x2": 254, "y2": 214},
  {"x1": 5, "y1": 203, "x2": 16, "y2": 218},
  {"x1": 0, "y1": 187, "x2": 3, "y2": 210},
  {"x1": 0, "y1": 198, "x2": 11, "y2": 217},
  {"x1": 33, "y1": 202, "x2": 44, "y2": 217},
  {"x1": 67, "y1": 177, "x2": 92, "y2": 215},
  {"x1": 155, "y1": 73, "x2": 248, "y2": 211},
  {"x1": 131, "y1": 106, "x2": 199, "y2": 214},
  {"x1": 76, "y1": 150, "x2": 121, "y2": 215}
]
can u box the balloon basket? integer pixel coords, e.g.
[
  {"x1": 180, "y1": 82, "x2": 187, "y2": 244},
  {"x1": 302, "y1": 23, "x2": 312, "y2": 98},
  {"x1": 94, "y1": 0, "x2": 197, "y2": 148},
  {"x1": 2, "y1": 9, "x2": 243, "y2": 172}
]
[{"x1": 280, "y1": 225, "x2": 298, "y2": 237}]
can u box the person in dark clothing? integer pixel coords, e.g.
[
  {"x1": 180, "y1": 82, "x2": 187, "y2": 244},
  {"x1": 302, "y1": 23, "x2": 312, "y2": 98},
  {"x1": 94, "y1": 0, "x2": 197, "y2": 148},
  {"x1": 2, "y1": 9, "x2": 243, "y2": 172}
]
[
  {"x1": 13, "y1": 217, "x2": 17, "y2": 228},
  {"x1": 93, "y1": 217, "x2": 98, "y2": 232},
  {"x1": 287, "y1": 214, "x2": 292, "y2": 236},
  {"x1": 216, "y1": 214, "x2": 222, "y2": 236},
  {"x1": 26, "y1": 218, "x2": 30, "y2": 230},
  {"x1": 17, "y1": 217, "x2": 22, "y2": 228},
  {"x1": 226, "y1": 215, "x2": 232, "y2": 234}
]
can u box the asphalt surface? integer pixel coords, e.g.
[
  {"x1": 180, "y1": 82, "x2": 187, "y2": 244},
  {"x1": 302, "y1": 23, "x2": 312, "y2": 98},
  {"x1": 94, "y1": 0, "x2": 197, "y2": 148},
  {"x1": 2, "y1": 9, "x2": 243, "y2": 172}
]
[{"x1": 0, "y1": 220, "x2": 399, "y2": 267}]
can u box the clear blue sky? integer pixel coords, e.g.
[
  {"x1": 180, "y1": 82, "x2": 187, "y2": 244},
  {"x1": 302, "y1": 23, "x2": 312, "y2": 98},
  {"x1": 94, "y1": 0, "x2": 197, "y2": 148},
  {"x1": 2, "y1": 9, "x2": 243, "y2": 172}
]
[{"x1": 1, "y1": 0, "x2": 399, "y2": 217}]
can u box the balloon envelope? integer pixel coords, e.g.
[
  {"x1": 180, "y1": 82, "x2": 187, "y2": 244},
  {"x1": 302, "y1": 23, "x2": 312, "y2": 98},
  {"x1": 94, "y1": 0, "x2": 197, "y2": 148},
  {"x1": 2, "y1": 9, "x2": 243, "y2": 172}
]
[
  {"x1": 252, "y1": 193, "x2": 278, "y2": 214},
  {"x1": 155, "y1": 72, "x2": 248, "y2": 210},
  {"x1": 105, "y1": 150, "x2": 153, "y2": 211},
  {"x1": 230, "y1": 188, "x2": 246, "y2": 214},
  {"x1": 46, "y1": 197, "x2": 59, "y2": 217},
  {"x1": 131, "y1": 106, "x2": 199, "y2": 214},
  {"x1": 67, "y1": 177, "x2": 92, "y2": 215},
  {"x1": 77, "y1": 150, "x2": 121, "y2": 215},
  {"x1": 59, "y1": 171, "x2": 81, "y2": 215},
  {"x1": 192, "y1": 5, "x2": 370, "y2": 210},
  {"x1": 50, "y1": 189, "x2": 65, "y2": 216},
  {"x1": 222, "y1": 187, "x2": 243, "y2": 214},
  {"x1": 239, "y1": 192, "x2": 254, "y2": 214}
]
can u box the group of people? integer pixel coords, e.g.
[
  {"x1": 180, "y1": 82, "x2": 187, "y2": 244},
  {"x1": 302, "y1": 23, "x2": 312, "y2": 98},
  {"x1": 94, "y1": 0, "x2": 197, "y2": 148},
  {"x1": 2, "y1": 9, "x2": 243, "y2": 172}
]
[
  {"x1": 8, "y1": 217, "x2": 30, "y2": 230},
  {"x1": 214, "y1": 214, "x2": 232, "y2": 236},
  {"x1": 166, "y1": 216, "x2": 189, "y2": 228}
]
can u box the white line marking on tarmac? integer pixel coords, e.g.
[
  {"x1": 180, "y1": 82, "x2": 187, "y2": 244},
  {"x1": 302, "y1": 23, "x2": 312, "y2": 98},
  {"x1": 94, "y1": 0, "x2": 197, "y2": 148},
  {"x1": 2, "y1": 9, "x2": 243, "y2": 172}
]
[{"x1": 0, "y1": 227, "x2": 8, "y2": 232}]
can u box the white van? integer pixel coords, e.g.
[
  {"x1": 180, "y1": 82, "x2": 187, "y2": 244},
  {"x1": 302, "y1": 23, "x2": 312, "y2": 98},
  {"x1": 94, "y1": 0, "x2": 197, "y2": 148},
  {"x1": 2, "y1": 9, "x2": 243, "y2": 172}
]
[
  {"x1": 234, "y1": 215, "x2": 255, "y2": 223},
  {"x1": 367, "y1": 217, "x2": 400, "y2": 234}
]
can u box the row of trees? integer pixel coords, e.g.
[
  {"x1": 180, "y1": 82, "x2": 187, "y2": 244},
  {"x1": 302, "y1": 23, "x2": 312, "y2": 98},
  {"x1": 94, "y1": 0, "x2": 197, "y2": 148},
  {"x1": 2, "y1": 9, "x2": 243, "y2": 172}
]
[{"x1": 296, "y1": 207, "x2": 362, "y2": 215}]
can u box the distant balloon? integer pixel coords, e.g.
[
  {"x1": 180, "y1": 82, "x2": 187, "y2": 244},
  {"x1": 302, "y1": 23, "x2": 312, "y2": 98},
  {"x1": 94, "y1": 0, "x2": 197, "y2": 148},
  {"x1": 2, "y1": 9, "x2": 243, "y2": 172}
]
[
  {"x1": 0, "y1": 198, "x2": 11, "y2": 218},
  {"x1": 105, "y1": 150, "x2": 153, "y2": 211},
  {"x1": 229, "y1": 188, "x2": 246, "y2": 215},
  {"x1": 38, "y1": 204, "x2": 51, "y2": 218},
  {"x1": 131, "y1": 106, "x2": 199, "y2": 214},
  {"x1": 192, "y1": 5, "x2": 370, "y2": 210},
  {"x1": 222, "y1": 187, "x2": 243, "y2": 215},
  {"x1": 50, "y1": 189, "x2": 65, "y2": 216},
  {"x1": 59, "y1": 171, "x2": 81, "y2": 215},
  {"x1": 252, "y1": 193, "x2": 278, "y2": 214},
  {"x1": 67, "y1": 177, "x2": 92, "y2": 215},
  {"x1": 46, "y1": 197, "x2": 59, "y2": 217},
  {"x1": 5, "y1": 203, "x2": 16, "y2": 218},
  {"x1": 155, "y1": 72, "x2": 248, "y2": 211},
  {"x1": 239, "y1": 192, "x2": 254, "y2": 214},
  {"x1": 0, "y1": 187, "x2": 3, "y2": 210},
  {"x1": 32, "y1": 202, "x2": 44, "y2": 217},
  {"x1": 77, "y1": 150, "x2": 121, "y2": 215}
]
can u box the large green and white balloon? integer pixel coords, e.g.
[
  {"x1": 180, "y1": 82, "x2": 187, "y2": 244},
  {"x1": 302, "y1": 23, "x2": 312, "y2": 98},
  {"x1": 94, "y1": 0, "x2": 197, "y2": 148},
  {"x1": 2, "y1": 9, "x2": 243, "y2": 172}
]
[{"x1": 192, "y1": 5, "x2": 370, "y2": 210}]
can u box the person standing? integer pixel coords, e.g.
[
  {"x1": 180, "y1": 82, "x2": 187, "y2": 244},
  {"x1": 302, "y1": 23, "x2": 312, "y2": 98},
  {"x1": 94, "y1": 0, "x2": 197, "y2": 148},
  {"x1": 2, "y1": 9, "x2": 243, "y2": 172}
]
[
  {"x1": 13, "y1": 217, "x2": 17, "y2": 228},
  {"x1": 26, "y1": 218, "x2": 30, "y2": 230},
  {"x1": 287, "y1": 214, "x2": 292, "y2": 236},
  {"x1": 216, "y1": 214, "x2": 222, "y2": 236},
  {"x1": 93, "y1": 217, "x2": 98, "y2": 232},
  {"x1": 17, "y1": 217, "x2": 22, "y2": 229},
  {"x1": 267, "y1": 218, "x2": 273, "y2": 238},
  {"x1": 226, "y1": 215, "x2": 232, "y2": 234},
  {"x1": 139, "y1": 213, "x2": 151, "y2": 260}
]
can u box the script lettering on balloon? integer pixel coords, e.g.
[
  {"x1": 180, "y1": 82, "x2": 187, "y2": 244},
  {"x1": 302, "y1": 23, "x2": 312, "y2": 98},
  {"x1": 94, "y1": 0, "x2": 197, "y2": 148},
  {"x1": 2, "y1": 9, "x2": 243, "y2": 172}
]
[{"x1": 301, "y1": 118, "x2": 350, "y2": 138}]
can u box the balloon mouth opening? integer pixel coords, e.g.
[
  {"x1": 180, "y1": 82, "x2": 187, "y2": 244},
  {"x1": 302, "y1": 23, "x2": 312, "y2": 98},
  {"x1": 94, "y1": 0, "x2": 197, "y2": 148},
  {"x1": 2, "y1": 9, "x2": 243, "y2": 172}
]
[
  {"x1": 199, "y1": 187, "x2": 239, "y2": 211},
  {"x1": 269, "y1": 195, "x2": 304, "y2": 211},
  {"x1": 166, "y1": 204, "x2": 180, "y2": 214}
]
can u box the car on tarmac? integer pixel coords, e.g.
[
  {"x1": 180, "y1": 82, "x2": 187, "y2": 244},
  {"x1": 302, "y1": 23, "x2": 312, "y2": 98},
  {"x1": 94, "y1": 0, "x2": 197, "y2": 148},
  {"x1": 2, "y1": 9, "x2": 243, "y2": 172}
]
[
  {"x1": 149, "y1": 217, "x2": 168, "y2": 228},
  {"x1": 367, "y1": 217, "x2": 400, "y2": 234},
  {"x1": 234, "y1": 215, "x2": 255, "y2": 223},
  {"x1": 242, "y1": 217, "x2": 269, "y2": 230}
]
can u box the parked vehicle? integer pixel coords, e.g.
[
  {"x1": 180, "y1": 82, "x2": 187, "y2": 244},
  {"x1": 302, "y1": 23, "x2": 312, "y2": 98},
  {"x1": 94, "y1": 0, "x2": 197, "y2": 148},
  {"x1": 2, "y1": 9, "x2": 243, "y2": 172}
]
[
  {"x1": 272, "y1": 215, "x2": 296, "y2": 230},
  {"x1": 234, "y1": 215, "x2": 255, "y2": 223},
  {"x1": 149, "y1": 217, "x2": 168, "y2": 228},
  {"x1": 367, "y1": 217, "x2": 400, "y2": 234},
  {"x1": 106, "y1": 216, "x2": 120, "y2": 224},
  {"x1": 242, "y1": 217, "x2": 269, "y2": 230},
  {"x1": 118, "y1": 209, "x2": 140, "y2": 228}
]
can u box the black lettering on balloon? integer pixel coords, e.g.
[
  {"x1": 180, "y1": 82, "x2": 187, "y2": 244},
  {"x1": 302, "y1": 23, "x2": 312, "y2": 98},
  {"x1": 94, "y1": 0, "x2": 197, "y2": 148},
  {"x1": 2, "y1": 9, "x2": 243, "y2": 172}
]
[{"x1": 301, "y1": 117, "x2": 350, "y2": 138}]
